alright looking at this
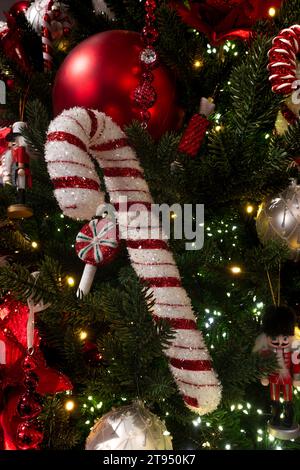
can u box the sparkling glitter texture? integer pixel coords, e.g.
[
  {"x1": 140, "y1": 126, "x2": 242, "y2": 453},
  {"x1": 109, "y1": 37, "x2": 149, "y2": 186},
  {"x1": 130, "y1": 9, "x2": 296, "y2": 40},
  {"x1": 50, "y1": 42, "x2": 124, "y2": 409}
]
[
  {"x1": 256, "y1": 179, "x2": 300, "y2": 261},
  {"x1": 133, "y1": 0, "x2": 159, "y2": 127},
  {"x1": 86, "y1": 401, "x2": 173, "y2": 450}
]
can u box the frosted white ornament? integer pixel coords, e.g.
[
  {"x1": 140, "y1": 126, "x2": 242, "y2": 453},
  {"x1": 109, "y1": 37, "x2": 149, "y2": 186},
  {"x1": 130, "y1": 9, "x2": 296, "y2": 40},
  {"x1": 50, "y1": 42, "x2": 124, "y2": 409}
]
[{"x1": 86, "y1": 401, "x2": 173, "y2": 450}]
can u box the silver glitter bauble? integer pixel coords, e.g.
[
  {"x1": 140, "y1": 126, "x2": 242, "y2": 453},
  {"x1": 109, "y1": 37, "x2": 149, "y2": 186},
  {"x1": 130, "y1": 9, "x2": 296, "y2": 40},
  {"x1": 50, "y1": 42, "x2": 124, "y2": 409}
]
[
  {"x1": 85, "y1": 401, "x2": 173, "y2": 450},
  {"x1": 256, "y1": 179, "x2": 300, "y2": 261}
]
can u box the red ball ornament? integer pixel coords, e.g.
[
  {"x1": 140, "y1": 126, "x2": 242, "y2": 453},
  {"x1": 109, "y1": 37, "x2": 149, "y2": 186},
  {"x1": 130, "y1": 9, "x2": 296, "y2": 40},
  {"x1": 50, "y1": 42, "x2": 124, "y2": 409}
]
[
  {"x1": 53, "y1": 30, "x2": 183, "y2": 140},
  {"x1": 8, "y1": 1, "x2": 30, "y2": 18},
  {"x1": 16, "y1": 421, "x2": 44, "y2": 450},
  {"x1": 0, "y1": 24, "x2": 32, "y2": 76},
  {"x1": 83, "y1": 341, "x2": 103, "y2": 365}
]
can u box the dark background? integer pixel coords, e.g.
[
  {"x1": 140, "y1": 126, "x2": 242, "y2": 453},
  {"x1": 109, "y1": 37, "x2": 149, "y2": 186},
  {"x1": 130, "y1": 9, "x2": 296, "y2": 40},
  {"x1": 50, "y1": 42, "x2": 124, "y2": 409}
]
[{"x1": 1, "y1": 0, "x2": 16, "y2": 20}]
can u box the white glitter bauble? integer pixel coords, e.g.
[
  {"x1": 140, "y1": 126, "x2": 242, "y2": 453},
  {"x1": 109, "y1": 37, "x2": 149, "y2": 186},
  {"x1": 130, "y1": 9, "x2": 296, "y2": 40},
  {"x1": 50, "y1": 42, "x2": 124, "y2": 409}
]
[
  {"x1": 92, "y1": 0, "x2": 115, "y2": 19},
  {"x1": 85, "y1": 401, "x2": 173, "y2": 450},
  {"x1": 256, "y1": 179, "x2": 300, "y2": 261}
]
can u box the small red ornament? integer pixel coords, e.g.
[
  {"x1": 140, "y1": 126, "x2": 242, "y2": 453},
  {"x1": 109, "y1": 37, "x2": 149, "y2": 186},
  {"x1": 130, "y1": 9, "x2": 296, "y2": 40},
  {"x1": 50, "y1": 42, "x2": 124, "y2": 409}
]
[
  {"x1": 5, "y1": 78, "x2": 15, "y2": 91},
  {"x1": 0, "y1": 24, "x2": 32, "y2": 76},
  {"x1": 16, "y1": 421, "x2": 44, "y2": 450},
  {"x1": 17, "y1": 391, "x2": 43, "y2": 420},
  {"x1": 83, "y1": 341, "x2": 103, "y2": 365},
  {"x1": 7, "y1": 1, "x2": 30, "y2": 18},
  {"x1": 178, "y1": 97, "x2": 215, "y2": 158},
  {"x1": 52, "y1": 30, "x2": 183, "y2": 140}
]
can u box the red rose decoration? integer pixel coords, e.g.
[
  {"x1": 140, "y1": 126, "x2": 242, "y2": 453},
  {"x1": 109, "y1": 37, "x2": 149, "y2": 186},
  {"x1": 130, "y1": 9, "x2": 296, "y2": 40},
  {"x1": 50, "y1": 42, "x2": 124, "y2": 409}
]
[{"x1": 170, "y1": 0, "x2": 283, "y2": 44}]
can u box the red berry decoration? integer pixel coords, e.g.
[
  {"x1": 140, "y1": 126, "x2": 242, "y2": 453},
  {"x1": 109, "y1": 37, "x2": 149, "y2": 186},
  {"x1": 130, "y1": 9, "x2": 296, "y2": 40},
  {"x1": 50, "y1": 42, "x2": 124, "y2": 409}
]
[
  {"x1": 133, "y1": 0, "x2": 159, "y2": 128},
  {"x1": 16, "y1": 421, "x2": 44, "y2": 450},
  {"x1": 17, "y1": 392, "x2": 43, "y2": 420}
]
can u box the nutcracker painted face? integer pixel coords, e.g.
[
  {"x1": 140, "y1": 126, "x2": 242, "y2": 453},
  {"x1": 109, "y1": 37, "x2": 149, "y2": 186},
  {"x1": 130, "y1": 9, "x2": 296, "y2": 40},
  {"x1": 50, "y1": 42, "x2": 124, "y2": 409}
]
[{"x1": 267, "y1": 334, "x2": 292, "y2": 349}]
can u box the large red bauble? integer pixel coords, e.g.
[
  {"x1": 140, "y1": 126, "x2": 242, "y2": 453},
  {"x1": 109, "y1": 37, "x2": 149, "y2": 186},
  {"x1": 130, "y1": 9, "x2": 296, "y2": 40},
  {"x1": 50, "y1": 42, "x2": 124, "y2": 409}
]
[{"x1": 53, "y1": 30, "x2": 183, "y2": 140}]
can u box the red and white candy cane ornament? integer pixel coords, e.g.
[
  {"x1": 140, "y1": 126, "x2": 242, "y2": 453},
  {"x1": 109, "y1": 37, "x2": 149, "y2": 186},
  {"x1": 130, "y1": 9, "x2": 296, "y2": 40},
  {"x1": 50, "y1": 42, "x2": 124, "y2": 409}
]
[
  {"x1": 268, "y1": 25, "x2": 300, "y2": 95},
  {"x1": 42, "y1": 1, "x2": 72, "y2": 72},
  {"x1": 75, "y1": 215, "x2": 119, "y2": 298},
  {"x1": 45, "y1": 107, "x2": 222, "y2": 415}
]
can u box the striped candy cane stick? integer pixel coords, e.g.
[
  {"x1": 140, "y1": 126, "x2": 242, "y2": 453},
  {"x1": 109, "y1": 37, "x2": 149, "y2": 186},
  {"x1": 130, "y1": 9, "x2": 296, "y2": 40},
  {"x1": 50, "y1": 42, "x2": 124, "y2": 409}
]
[
  {"x1": 41, "y1": 1, "x2": 72, "y2": 72},
  {"x1": 45, "y1": 107, "x2": 222, "y2": 415},
  {"x1": 42, "y1": 0, "x2": 54, "y2": 72}
]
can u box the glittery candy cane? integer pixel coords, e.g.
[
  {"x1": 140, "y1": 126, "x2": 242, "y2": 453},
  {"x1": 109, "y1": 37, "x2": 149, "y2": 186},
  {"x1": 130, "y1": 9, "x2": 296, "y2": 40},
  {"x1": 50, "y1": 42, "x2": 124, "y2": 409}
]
[{"x1": 45, "y1": 107, "x2": 222, "y2": 415}]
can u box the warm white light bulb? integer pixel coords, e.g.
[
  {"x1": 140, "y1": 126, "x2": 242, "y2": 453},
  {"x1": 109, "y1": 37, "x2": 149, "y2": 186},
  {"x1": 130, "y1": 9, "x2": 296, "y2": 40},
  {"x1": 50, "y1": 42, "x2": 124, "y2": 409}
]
[
  {"x1": 65, "y1": 400, "x2": 75, "y2": 412},
  {"x1": 79, "y1": 331, "x2": 88, "y2": 340},
  {"x1": 268, "y1": 7, "x2": 276, "y2": 17},
  {"x1": 230, "y1": 266, "x2": 242, "y2": 274},
  {"x1": 67, "y1": 276, "x2": 75, "y2": 287}
]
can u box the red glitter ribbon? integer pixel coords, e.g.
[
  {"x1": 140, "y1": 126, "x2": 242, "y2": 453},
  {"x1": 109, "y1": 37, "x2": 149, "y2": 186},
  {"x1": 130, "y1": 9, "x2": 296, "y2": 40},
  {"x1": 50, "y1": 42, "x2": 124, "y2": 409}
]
[
  {"x1": 153, "y1": 315, "x2": 197, "y2": 330},
  {"x1": 53, "y1": 176, "x2": 100, "y2": 191},
  {"x1": 170, "y1": 358, "x2": 213, "y2": 371},
  {"x1": 47, "y1": 132, "x2": 87, "y2": 152},
  {"x1": 90, "y1": 138, "x2": 130, "y2": 152},
  {"x1": 126, "y1": 239, "x2": 169, "y2": 250},
  {"x1": 103, "y1": 168, "x2": 144, "y2": 178},
  {"x1": 142, "y1": 277, "x2": 182, "y2": 287}
]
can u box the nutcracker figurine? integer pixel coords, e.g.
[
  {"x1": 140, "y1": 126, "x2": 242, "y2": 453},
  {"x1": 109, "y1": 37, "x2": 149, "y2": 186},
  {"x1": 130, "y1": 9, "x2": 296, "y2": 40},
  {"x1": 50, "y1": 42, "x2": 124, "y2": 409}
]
[
  {"x1": 0, "y1": 127, "x2": 13, "y2": 186},
  {"x1": 6, "y1": 122, "x2": 33, "y2": 219},
  {"x1": 254, "y1": 306, "x2": 300, "y2": 440}
]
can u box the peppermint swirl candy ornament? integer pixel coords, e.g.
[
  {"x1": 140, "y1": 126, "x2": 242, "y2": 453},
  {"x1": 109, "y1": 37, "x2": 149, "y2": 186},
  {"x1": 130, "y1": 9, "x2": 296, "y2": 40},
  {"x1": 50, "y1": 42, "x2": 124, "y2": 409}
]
[{"x1": 75, "y1": 217, "x2": 119, "y2": 297}]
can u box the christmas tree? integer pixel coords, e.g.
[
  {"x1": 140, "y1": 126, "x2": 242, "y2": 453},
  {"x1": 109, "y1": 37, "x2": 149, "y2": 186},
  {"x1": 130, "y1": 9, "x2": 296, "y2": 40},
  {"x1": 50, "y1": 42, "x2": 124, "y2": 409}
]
[{"x1": 0, "y1": 0, "x2": 300, "y2": 451}]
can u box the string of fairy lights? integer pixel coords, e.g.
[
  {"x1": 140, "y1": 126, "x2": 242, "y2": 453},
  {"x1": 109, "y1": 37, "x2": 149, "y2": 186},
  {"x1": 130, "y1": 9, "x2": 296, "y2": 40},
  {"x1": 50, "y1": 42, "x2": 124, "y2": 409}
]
[
  {"x1": 9, "y1": 3, "x2": 297, "y2": 449},
  {"x1": 56, "y1": 209, "x2": 289, "y2": 450}
]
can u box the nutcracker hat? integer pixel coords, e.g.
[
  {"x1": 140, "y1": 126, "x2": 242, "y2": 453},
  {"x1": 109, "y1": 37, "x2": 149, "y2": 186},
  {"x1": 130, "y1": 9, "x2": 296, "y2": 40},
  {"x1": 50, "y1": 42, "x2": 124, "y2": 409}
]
[
  {"x1": 262, "y1": 305, "x2": 296, "y2": 337},
  {"x1": 5, "y1": 121, "x2": 26, "y2": 141}
]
